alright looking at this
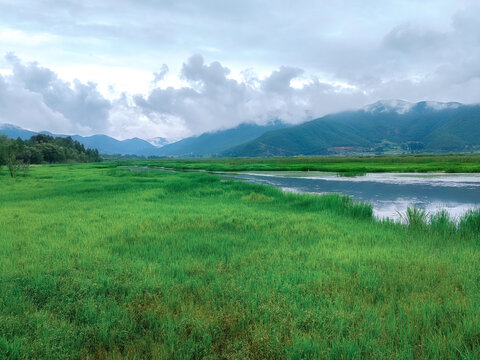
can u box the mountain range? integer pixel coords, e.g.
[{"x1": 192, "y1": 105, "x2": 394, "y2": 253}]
[
  {"x1": 0, "y1": 124, "x2": 162, "y2": 156},
  {"x1": 155, "y1": 122, "x2": 289, "y2": 157},
  {"x1": 1, "y1": 100, "x2": 479, "y2": 157},
  {"x1": 0, "y1": 122, "x2": 289, "y2": 157},
  {"x1": 224, "y1": 100, "x2": 480, "y2": 156}
]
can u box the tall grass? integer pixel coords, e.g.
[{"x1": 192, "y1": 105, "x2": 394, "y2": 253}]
[
  {"x1": 459, "y1": 209, "x2": 480, "y2": 238},
  {"x1": 429, "y1": 210, "x2": 457, "y2": 236},
  {"x1": 397, "y1": 206, "x2": 428, "y2": 229},
  {"x1": 124, "y1": 154, "x2": 480, "y2": 173},
  {"x1": 395, "y1": 206, "x2": 480, "y2": 241},
  {"x1": 0, "y1": 163, "x2": 479, "y2": 359}
]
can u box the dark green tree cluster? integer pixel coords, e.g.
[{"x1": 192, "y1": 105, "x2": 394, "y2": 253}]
[{"x1": 0, "y1": 134, "x2": 101, "y2": 175}]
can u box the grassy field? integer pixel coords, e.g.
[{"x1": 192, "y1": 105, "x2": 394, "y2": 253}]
[
  {"x1": 1, "y1": 162, "x2": 480, "y2": 359},
  {"x1": 133, "y1": 154, "x2": 480, "y2": 174}
]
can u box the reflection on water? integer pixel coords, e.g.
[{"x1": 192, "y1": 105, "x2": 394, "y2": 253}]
[{"x1": 227, "y1": 172, "x2": 480, "y2": 221}]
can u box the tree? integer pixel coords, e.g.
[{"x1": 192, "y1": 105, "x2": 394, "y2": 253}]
[
  {"x1": 0, "y1": 137, "x2": 22, "y2": 178},
  {"x1": 7, "y1": 152, "x2": 19, "y2": 178},
  {"x1": 0, "y1": 135, "x2": 8, "y2": 172},
  {"x1": 30, "y1": 134, "x2": 54, "y2": 144},
  {"x1": 1, "y1": 134, "x2": 101, "y2": 174}
]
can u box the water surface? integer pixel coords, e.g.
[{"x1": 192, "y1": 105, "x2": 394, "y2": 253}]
[{"x1": 227, "y1": 172, "x2": 480, "y2": 221}]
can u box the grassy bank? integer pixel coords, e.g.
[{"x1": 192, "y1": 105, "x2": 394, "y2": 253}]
[
  {"x1": 1, "y1": 162, "x2": 480, "y2": 359},
  {"x1": 132, "y1": 154, "x2": 480, "y2": 174}
]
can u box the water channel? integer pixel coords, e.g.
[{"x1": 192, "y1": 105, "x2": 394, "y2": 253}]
[{"x1": 226, "y1": 172, "x2": 480, "y2": 221}]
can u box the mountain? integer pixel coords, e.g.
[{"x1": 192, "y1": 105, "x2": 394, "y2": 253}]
[
  {"x1": 0, "y1": 124, "x2": 162, "y2": 156},
  {"x1": 0, "y1": 124, "x2": 37, "y2": 140},
  {"x1": 146, "y1": 137, "x2": 170, "y2": 148},
  {"x1": 224, "y1": 101, "x2": 480, "y2": 157},
  {"x1": 156, "y1": 122, "x2": 290, "y2": 157},
  {"x1": 4, "y1": 100, "x2": 478, "y2": 158},
  {"x1": 70, "y1": 135, "x2": 162, "y2": 156},
  {"x1": 0, "y1": 121, "x2": 290, "y2": 157}
]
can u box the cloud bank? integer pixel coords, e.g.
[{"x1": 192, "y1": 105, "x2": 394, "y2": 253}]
[
  {"x1": 0, "y1": 54, "x2": 370, "y2": 139},
  {"x1": 2, "y1": 45, "x2": 480, "y2": 141},
  {"x1": 1, "y1": 1, "x2": 480, "y2": 139}
]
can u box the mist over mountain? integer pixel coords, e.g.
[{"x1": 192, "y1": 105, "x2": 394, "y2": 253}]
[
  {"x1": 2, "y1": 100, "x2": 479, "y2": 157},
  {"x1": 223, "y1": 101, "x2": 480, "y2": 157},
  {"x1": 146, "y1": 137, "x2": 170, "y2": 148}
]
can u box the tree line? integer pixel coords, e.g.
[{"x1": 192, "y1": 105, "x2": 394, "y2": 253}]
[{"x1": 0, "y1": 134, "x2": 101, "y2": 177}]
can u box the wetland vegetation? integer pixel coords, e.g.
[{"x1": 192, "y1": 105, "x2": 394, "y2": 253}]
[
  {"x1": 1, "y1": 161, "x2": 480, "y2": 359},
  {"x1": 125, "y1": 154, "x2": 480, "y2": 174}
]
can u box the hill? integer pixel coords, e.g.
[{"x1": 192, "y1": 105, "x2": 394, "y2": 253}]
[
  {"x1": 70, "y1": 135, "x2": 161, "y2": 156},
  {"x1": 0, "y1": 124, "x2": 37, "y2": 140},
  {"x1": 224, "y1": 101, "x2": 480, "y2": 156},
  {"x1": 0, "y1": 124, "x2": 163, "y2": 156},
  {"x1": 157, "y1": 122, "x2": 289, "y2": 157},
  {"x1": 0, "y1": 122, "x2": 289, "y2": 157}
]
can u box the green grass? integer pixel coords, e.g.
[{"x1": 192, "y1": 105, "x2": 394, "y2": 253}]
[
  {"x1": 1, "y1": 162, "x2": 480, "y2": 359},
  {"x1": 123, "y1": 154, "x2": 480, "y2": 174}
]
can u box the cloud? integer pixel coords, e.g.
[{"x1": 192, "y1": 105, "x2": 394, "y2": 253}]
[
  {"x1": 152, "y1": 64, "x2": 169, "y2": 84},
  {"x1": 132, "y1": 55, "x2": 368, "y2": 136},
  {"x1": 181, "y1": 54, "x2": 231, "y2": 88},
  {"x1": 263, "y1": 66, "x2": 304, "y2": 94},
  {"x1": 1, "y1": 1, "x2": 480, "y2": 108},
  {"x1": 5, "y1": 52, "x2": 56, "y2": 91},
  {"x1": 0, "y1": 72, "x2": 68, "y2": 132},
  {"x1": 107, "y1": 94, "x2": 189, "y2": 141},
  {"x1": 382, "y1": 24, "x2": 445, "y2": 54},
  {"x1": 0, "y1": 54, "x2": 111, "y2": 134},
  {"x1": 2, "y1": 44, "x2": 480, "y2": 142},
  {"x1": 0, "y1": 1, "x2": 471, "y2": 75}
]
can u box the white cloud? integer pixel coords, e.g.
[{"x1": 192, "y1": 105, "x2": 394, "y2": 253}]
[
  {"x1": 1, "y1": 54, "x2": 111, "y2": 135},
  {"x1": 132, "y1": 55, "x2": 369, "y2": 136},
  {"x1": 1, "y1": 1, "x2": 480, "y2": 140},
  {"x1": 55, "y1": 65, "x2": 155, "y2": 98}
]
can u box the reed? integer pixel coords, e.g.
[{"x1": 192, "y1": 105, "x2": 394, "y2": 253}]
[{"x1": 0, "y1": 163, "x2": 479, "y2": 359}]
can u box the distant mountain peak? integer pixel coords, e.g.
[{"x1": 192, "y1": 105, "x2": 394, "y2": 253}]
[
  {"x1": 0, "y1": 124, "x2": 163, "y2": 156},
  {"x1": 226, "y1": 102, "x2": 480, "y2": 157},
  {"x1": 146, "y1": 137, "x2": 170, "y2": 148},
  {"x1": 0, "y1": 123, "x2": 25, "y2": 130},
  {"x1": 364, "y1": 100, "x2": 463, "y2": 115},
  {"x1": 363, "y1": 100, "x2": 414, "y2": 114},
  {"x1": 417, "y1": 101, "x2": 462, "y2": 111},
  {"x1": 0, "y1": 123, "x2": 38, "y2": 140}
]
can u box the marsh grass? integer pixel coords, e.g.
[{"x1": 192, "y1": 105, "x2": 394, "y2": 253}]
[
  {"x1": 429, "y1": 210, "x2": 457, "y2": 236},
  {"x1": 397, "y1": 206, "x2": 429, "y2": 229},
  {"x1": 395, "y1": 206, "x2": 480, "y2": 240},
  {"x1": 459, "y1": 209, "x2": 480, "y2": 237},
  {"x1": 128, "y1": 154, "x2": 480, "y2": 173},
  {"x1": 0, "y1": 163, "x2": 479, "y2": 359}
]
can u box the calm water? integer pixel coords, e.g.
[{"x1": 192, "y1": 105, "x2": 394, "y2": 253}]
[{"x1": 226, "y1": 172, "x2": 480, "y2": 221}]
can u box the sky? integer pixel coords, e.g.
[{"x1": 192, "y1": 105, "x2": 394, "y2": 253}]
[{"x1": 0, "y1": 0, "x2": 479, "y2": 141}]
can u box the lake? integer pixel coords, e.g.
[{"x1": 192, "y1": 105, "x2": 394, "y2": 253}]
[{"x1": 226, "y1": 171, "x2": 480, "y2": 221}]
